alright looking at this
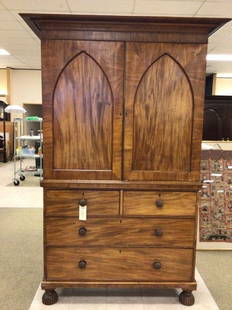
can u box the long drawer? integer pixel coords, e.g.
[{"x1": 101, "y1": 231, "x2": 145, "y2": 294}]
[
  {"x1": 46, "y1": 247, "x2": 193, "y2": 281},
  {"x1": 45, "y1": 190, "x2": 119, "y2": 216},
  {"x1": 123, "y1": 191, "x2": 196, "y2": 216},
  {"x1": 46, "y1": 218, "x2": 195, "y2": 247}
]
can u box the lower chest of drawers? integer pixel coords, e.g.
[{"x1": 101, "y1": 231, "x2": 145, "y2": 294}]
[{"x1": 44, "y1": 189, "x2": 197, "y2": 283}]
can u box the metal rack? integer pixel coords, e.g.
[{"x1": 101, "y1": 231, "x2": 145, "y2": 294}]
[{"x1": 13, "y1": 118, "x2": 43, "y2": 185}]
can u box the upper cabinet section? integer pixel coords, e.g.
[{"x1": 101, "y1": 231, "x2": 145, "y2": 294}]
[
  {"x1": 21, "y1": 14, "x2": 229, "y2": 182},
  {"x1": 42, "y1": 40, "x2": 124, "y2": 180},
  {"x1": 124, "y1": 42, "x2": 207, "y2": 181}
]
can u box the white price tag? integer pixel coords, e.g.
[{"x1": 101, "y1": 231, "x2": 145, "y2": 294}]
[
  {"x1": 79, "y1": 205, "x2": 87, "y2": 221},
  {"x1": 203, "y1": 179, "x2": 214, "y2": 183},
  {"x1": 211, "y1": 173, "x2": 222, "y2": 177},
  {"x1": 228, "y1": 165, "x2": 232, "y2": 169}
]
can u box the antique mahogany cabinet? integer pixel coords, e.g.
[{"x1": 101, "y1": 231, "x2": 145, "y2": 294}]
[{"x1": 21, "y1": 14, "x2": 228, "y2": 306}]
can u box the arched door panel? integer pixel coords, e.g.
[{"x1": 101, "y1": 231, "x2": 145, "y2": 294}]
[
  {"x1": 124, "y1": 42, "x2": 207, "y2": 181},
  {"x1": 42, "y1": 40, "x2": 124, "y2": 180}
]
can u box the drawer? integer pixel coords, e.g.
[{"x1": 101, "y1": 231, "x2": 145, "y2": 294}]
[
  {"x1": 46, "y1": 218, "x2": 195, "y2": 247},
  {"x1": 124, "y1": 191, "x2": 196, "y2": 216},
  {"x1": 45, "y1": 190, "x2": 119, "y2": 216},
  {"x1": 46, "y1": 247, "x2": 193, "y2": 281}
]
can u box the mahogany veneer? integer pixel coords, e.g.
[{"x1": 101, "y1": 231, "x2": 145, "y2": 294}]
[{"x1": 21, "y1": 13, "x2": 229, "y2": 306}]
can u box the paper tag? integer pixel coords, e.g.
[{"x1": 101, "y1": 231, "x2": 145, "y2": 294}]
[
  {"x1": 228, "y1": 165, "x2": 232, "y2": 169},
  {"x1": 79, "y1": 205, "x2": 87, "y2": 221}
]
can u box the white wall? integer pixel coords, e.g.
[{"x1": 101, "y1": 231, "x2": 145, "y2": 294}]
[
  {"x1": 0, "y1": 69, "x2": 7, "y2": 96},
  {"x1": 10, "y1": 69, "x2": 42, "y2": 106}
]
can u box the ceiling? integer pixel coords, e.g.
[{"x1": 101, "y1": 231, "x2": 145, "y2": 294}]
[{"x1": 0, "y1": 0, "x2": 232, "y2": 72}]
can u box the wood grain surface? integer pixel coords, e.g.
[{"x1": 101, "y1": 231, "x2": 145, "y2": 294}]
[
  {"x1": 42, "y1": 179, "x2": 201, "y2": 191},
  {"x1": 123, "y1": 191, "x2": 196, "y2": 216},
  {"x1": 46, "y1": 247, "x2": 194, "y2": 281},
  {"x1": 124, "y1": 42, "x2": 207, "y2": 181},
  {"x1": 53, "y1": 51, "x2": 113, "y2": 171},
  {"x1": 132, "y1": 53, "x2": 193, "y2": 172},
  {"x1": 45, "y1": 190, "x2": 119, "y2": 216},
  {"x1": 42, "y1": 40, "x2": 124, "y2": 180},
  {"x1": 41, "y1": 280, "x2": 197, "y2": 290},
  {"x1": 45, "y1": 217, "x2": 195, "y2": 247},
  {"x1": 21, "y1": 14, "x2": 229, "y2": 43}
]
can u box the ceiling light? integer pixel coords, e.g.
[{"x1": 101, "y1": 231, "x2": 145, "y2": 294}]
[
  {"x1": 0, "y1": 49, "x2": 10, "y2": 55},
  {"x1": 207, "y1": 54, "x2": 232, "y2": 61},
  {"x1": 216, "y1": 73, "x2": 232, "y2": 78}
]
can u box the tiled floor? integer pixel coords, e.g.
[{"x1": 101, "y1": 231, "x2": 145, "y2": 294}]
[
  {"x1": 29, "y1": 270, "x2": 218, "y2": 310},
  {"x1": 0, "y1": 160, "x2": 42, "y2": 208}
]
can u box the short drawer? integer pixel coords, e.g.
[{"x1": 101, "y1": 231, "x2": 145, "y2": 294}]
[
  {"x1": 123, "y1": 191, "x2": 196, "y2": 216},
  {"x1": 45, "y1": 190, "x2": 119, "y2": 216},
  {"x1": 45, "y1": 218, "x2": 195, "y2": 247},
  {"x1": 46, "y1": 247, "x2": 193, "y2": 282}
]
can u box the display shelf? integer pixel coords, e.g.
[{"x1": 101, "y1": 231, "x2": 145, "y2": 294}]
[{"x1": 13, "y1": 117, "x2": 43, "y2": 186}]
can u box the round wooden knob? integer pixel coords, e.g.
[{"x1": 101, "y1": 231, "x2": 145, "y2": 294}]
[
  {"x1": 79, "y1": 199, "x2": 87, "y2": 206},
  {"x1": 154, "y1": 228, "x2": 163, "y2": 237},
  {"x1": 79, "y1": 260, "x2": 87, "y2": 269},
  {"x1": 153, "y1": 262, "x2": 161, "y2": 270},
  {"x1": 155, "y1": 199, "x2": 164, "y2": 208},
  {"x1": 79, "y1": 227, "x2": 87, "y2": 236}
]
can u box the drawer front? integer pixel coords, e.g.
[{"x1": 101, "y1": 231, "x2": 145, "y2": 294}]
[
  {"x1": 46, "y1": 247, "x2": 193, "y2": 281},
  {"x1": 45, "y1": 190, "x2": 119, "y2": 216},
  {"x1": 46, "y1": 218, "x2": 195, "y2": 247},
  {"x1": 124, "y1": 191, "x2": 196, "y2": 216}
]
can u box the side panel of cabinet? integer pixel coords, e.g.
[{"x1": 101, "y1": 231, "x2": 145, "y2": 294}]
[
  {"x1": 42, "y1": 40, "x2": 124, "y2": 180},
  {"x1": 124, "y1": 42, "x2": 207, "y2": 181}
]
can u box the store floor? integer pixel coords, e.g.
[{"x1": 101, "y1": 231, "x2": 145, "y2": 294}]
[
  {"x1": 0, "y1": 161, "x2": 231, "y2": 310},
  {"x1": 0, "y1": 159, "x2": 42, "y2": 208}
]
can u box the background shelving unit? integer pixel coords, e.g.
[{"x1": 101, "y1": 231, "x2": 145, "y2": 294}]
[{"x1": 13, "y1": 118, "x2": 43, "y2": 185}]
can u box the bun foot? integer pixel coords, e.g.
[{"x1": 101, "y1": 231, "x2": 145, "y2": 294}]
[
  {"x1": 42, "y1": 289, "x2": 58, "y2": 305},
  {"x1": 179, "y1": 290, "x2": 195, "y2": 306}
]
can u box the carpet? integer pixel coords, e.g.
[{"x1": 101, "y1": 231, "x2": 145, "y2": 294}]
[
  {"x1": 0, "y1": 208, "x2": 43, "y2": 310},
  {"x1": 29, "y1": 270, "x2": 218, "y2": 310}
]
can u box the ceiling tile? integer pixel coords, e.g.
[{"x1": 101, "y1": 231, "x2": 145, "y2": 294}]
[
  {"x1": 9, "y1": 48, "x2": 40, "y2": 57},
  {"x1": 0, "y1": 30, "x2": 34, "y2": 39},
  {"x1": 0, "y1": 9, "x2": 17, "y2": 20},
  {"x1": 0, "y1": 0, "x2": 70, "y2": 12},
  {"x1": 134, "y1": 0, "x2": 203, "y2": 15},
  {"x1": 0, "y1": 2, "x2": 5, "y2": 9},
  {"x1": 0, "y1": 20, "x2": 25, "y2": 30},
  {"x1": 68, "y1": 0, "x2": 134, "y2": 14},
  {"x1": 0, "y1": 55, "x2": 25, "y2": 66},
  {"x1": 196, "y1": 1, "x2": 232, "y2": 17},
  {"x1": 0, "y1": 0, "x2": 230, "y2": 71}
]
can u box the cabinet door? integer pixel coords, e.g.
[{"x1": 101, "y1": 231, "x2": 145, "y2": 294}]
[
  {"x1": 42, "y1": 41, "x2": 123, "y2": 180},
  {"x1": 124, "y1": 43, "x2": 207, "y2": 181}
]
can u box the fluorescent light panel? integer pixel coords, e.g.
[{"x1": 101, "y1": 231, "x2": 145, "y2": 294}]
[
  {"x1": 207, "y1": 54, "x2": 232, "y2": 61},
  {"x1": 0, "y1": 49, "x2": 10, "y2": 55}
]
